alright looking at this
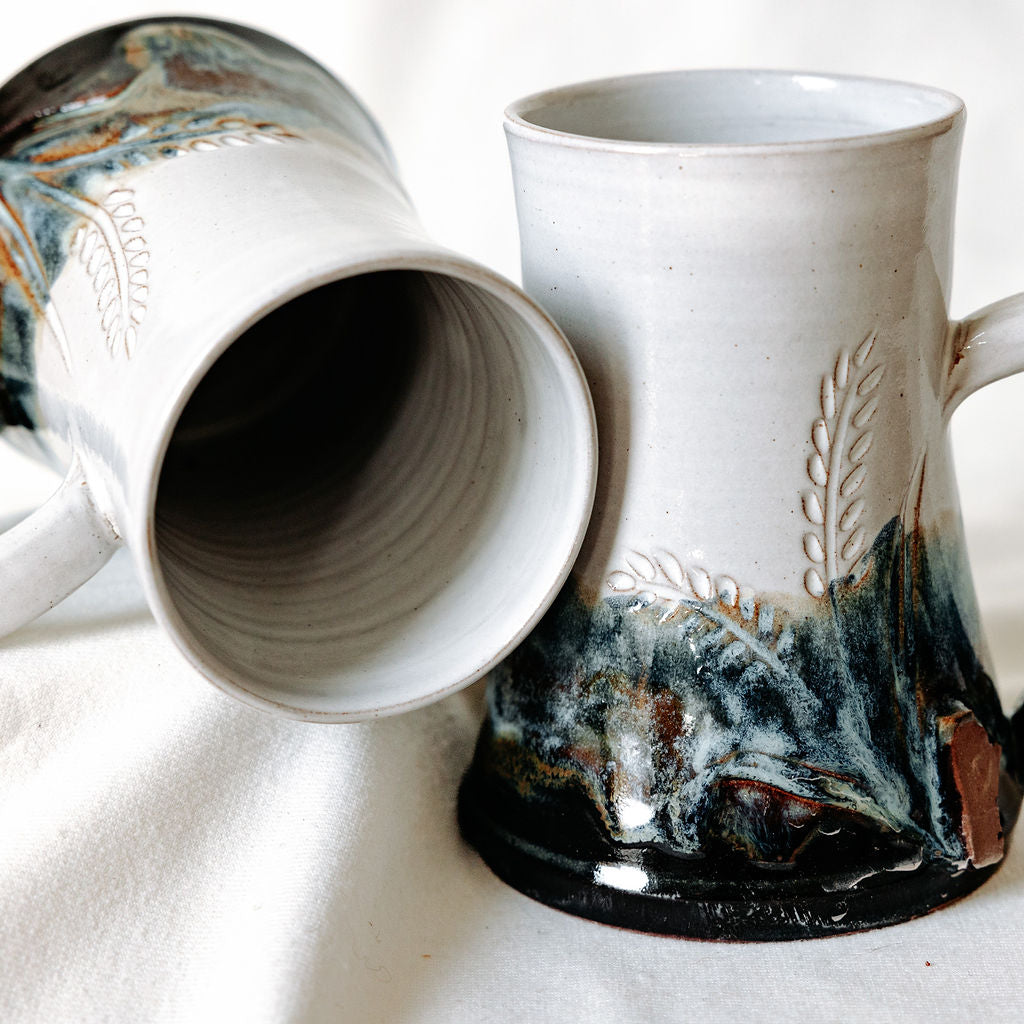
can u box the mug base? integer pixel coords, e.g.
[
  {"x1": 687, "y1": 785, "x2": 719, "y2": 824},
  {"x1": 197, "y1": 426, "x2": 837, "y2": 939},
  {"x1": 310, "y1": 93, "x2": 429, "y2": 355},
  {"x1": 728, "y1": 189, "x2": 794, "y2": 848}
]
[{"x1": 458, "y1": 767, "x2": 1014, "y2": 941}]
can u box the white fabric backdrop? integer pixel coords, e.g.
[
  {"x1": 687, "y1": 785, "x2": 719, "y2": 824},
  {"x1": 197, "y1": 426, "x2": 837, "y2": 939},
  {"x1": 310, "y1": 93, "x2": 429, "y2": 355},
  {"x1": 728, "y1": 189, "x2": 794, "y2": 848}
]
[{"x1": 3, "y1": 2, "x2": 1024, "y2": 1021}]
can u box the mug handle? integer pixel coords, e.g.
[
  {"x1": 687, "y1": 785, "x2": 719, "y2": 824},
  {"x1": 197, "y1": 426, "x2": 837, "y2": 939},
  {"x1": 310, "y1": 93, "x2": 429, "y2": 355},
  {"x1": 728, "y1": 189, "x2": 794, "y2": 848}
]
[
  {"x1": 944, "y1": 291, "x2": 1024, "y2": 742},
  {"x1": 945, "y1": 292, "x2": 1024, "y2": 414},
  {"x1": 0, "y1": 454, "x2": 120, "y2": 637}
]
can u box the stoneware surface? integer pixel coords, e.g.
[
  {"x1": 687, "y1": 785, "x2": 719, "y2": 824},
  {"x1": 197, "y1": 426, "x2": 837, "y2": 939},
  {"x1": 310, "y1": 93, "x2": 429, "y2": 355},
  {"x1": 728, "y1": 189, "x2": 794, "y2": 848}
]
[
  {"x1": 460, "y1": 69, "x2": 1024, "y2": 939},
  {"x1": 7, "y1": 1, "x2": 1024, "y2": 1022},
  {"x1": 0, "y1": 17, "x2": 597, "y2": 720}
]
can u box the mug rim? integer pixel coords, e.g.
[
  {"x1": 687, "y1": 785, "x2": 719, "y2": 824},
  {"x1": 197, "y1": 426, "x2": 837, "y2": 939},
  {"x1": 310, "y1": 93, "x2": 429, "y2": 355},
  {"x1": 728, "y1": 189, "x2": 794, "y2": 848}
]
[
  {"x1": 504, "y1": 68, "x2": 965, "y2": 154},
  {"x1": 134, "y1": 246, "x2": 599, "y2": 722},
  {"x1": 0, "y1": 15, "x2": 397, "y2": 173}
]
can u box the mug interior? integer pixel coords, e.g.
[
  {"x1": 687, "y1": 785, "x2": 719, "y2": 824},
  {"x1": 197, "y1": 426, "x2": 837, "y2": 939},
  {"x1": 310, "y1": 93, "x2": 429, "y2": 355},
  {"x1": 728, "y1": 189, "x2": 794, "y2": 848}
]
[
  {"x1": 510, "y1": 70, "x2": 962, "y2": 146},
  {"x1": 153, "y1": 270, "x2": 590, "y2": 718}
]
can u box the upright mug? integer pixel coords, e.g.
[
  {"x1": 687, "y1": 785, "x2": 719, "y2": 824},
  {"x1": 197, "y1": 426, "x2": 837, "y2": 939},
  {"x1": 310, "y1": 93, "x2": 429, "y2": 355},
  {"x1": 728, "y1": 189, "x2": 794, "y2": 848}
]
[
  {"x1": 460, "y1": 69, "x2": 1024, "y2": 939},
  {"x1": 0, "y1": 19, "x2": 596, "y2": 720}
]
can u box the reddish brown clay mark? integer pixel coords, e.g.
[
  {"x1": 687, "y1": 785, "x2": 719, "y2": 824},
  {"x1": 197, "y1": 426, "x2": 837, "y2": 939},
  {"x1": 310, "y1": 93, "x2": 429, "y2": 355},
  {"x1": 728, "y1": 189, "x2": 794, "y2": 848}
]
[
  {"x1": 712, "y1": 778, "x2": 828, "y2": 863},
  {"x1": 484, "y1": 734, "x2": 581, "y2": 798},
  {"x1": 942, "y1": 712, "x2": 1004, "y2": 868},
  {"x1": 950, "y1": 320, "x2": 970, "y2": 368},
  {"x1": 0, "y1": 223, "x2": 43, "y2": 316},
  {"x1": 562, "y1": 742, "x2": 604, "y2": 775},
  {"x1": 27, "y1": 121, "x2": 124, "y2": 164},
  {"x1": 123, "y1": 36, "x2": 151, "y2": 70},
  {"x1": 58, "y1": 80, "x2": 132, "y2": 116},
  {"x1": 164, "y1": 55, "x2": 274, "y2": 100},
  {"x1": 651, "y1": 687, "x2": 685, "y2": 750}
]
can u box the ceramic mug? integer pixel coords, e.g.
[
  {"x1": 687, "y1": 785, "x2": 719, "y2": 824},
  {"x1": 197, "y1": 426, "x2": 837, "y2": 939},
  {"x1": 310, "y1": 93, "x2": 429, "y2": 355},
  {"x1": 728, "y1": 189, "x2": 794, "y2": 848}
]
[
  {"x1": 461, "y1": 70, "x2": 1024, "y2": 939},
  {"x1": 0, "y1": 19, "x2": 596, "y2": 720}
]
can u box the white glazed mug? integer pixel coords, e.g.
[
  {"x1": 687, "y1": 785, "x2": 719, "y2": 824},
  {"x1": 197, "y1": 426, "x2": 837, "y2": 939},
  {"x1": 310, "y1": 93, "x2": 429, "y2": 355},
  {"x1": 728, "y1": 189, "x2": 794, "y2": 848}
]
[
  {"x1": 461, "y1": 70, "x2": 1024, "y2": 939},
  {"x1": 0, "y1": 19, "x2": 596, "y2": 720}
]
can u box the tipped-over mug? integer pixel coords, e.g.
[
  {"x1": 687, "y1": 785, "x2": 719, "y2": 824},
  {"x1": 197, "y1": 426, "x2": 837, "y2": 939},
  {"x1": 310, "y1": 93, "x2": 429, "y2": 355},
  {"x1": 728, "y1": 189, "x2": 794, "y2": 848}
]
[{"x1": 0, "y1": 18, "x2": 596, "y2": 720}]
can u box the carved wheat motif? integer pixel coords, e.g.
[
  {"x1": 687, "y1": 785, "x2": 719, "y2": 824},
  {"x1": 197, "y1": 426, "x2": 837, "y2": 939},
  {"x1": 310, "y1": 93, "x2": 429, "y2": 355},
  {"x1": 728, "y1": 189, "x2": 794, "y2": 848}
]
[
  {"x1": 802, "y1": 328, "x2": 883, "y2": 598},
  {"x1": 15, "y1": 117, "x2": 301, "y2": 172},
  {"x1": 609, "y1": 549, "x2": 723, "y2": 608},
  {"x1": 67, "y1": 188, "x2": 148, "y2": 357},
  {"x1": 0, "y1": 26, "x2": 310, "y2": 407},
  {"x1": 607, "y1": 550, "x2": 806, "y2": 691},
  {"x1": 1, "y1": 116, "x2": 302, "y2": 363}
]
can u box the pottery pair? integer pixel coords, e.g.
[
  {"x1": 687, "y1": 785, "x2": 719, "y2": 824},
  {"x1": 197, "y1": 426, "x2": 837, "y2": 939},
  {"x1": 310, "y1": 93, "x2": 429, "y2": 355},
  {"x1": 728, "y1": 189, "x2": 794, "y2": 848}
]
[{"x1": 2, "y1": 19, "x2": 1022, "y2": 937}]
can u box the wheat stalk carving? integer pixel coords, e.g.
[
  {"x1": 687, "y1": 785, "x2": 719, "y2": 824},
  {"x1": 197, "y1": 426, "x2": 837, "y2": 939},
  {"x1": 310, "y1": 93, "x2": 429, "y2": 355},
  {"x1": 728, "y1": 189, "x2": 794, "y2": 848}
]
[
  {"x1": 66, "y1": 188, "x2": 148, "y2": 358},
  {"x1": 801, "y1": 328, "x2": 884, "y2": 598},
  {"x1": 1, "y1": 115, "x2": 300, "y2": 365},
  {"x1": 607, "y1": 549, "x2": 809, "y2": 693},
  {"x1": 14, "y1": 116, "x2": 300, "y2": 174}
]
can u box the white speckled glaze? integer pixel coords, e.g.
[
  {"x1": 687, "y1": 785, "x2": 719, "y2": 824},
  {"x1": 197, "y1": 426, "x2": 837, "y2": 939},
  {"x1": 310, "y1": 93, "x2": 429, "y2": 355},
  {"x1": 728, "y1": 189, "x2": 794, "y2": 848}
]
[
  {"x1": 0, "y1": 19, "x2": 596, "y2": 720},
  {"x1": 455, "y1": 69, "x2": 1024, "y2": 941},
  {"x1": 506, "y1": 69, "x2": 1024, "y2": 622}
]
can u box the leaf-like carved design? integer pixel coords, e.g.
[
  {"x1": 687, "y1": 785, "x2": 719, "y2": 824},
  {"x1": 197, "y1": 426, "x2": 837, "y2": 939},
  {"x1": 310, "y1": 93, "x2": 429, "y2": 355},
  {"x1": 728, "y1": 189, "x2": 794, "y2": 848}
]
[
  {"x1": 857, "y1": 365, "x2": 885, "y2": 395},
  {"x1": 625, "y1": 552, "x2": 656, "y2": 581},
  {"x1": 716, "y1": 575, "x2": 739, "y2": 607},
  {"x1": 0, "y1": 22, "x2": 324, "y2": 431},
  {"x1": 802, "y1": 490, "x2": 824, "y2": 525},
  {"x1": 67, "y1": 188, "x2": 148, "y2": 357},
  {"x1": 834, "y1": 350, "x2": 850, "y2": 389},
  {"x1": 800, "y1": 327, "x2": 884, "y2": 596},
  {"x1": 607, "y1": 548, "x2": 818, "y2": 708},
  {"x1": 803, "y1": 532, "x2": 825, "y2": 563},
  {"x1": 605, "y1": 570, "x2": 632, "y2": 590},
  {"x1": 655, "y1": 551, "x2": 685, "y2": 588},
  {"x1": 854, "y1": 330, "x2": 877, "y2": 366},
  {"x1": 811, "y1": 418, "x2": 830, "y2": 457},
  {"x1": 1, "y1": 111, "x2": 302, "y2": 367},
  {"x1": 12, "y1": 114, "x2": 301, "y2": 173},
  {"x1": 807, "y1": 452, "x2": 828, "y2": 487},
  {"x1": 611, "y1": 550, "x2": 713, "y2": 608},
  {"x1": 849, "y1": 431, "x2": 873, "y2": 462},
  {"x1": 853, "y1": 394, "x2": 880, "y2": 429},
  {"x1": 804, "y1": 567, "x2": 826, "y2": 598},
  {"x1": 687, "y1": 566, "x2": 713, "y2": 601},
  {"x1": 840, "y1": 463, "x2": 866, "y2": 498},
  {"x1": 842, "y1": 527, "x2": 866, "y2": 562},
  {"x1": 839, "y1": 497, "x2": 865, "y2": 532},
  {"x1": 821, "y1": 375, "x2": 836, "y2": 419}
]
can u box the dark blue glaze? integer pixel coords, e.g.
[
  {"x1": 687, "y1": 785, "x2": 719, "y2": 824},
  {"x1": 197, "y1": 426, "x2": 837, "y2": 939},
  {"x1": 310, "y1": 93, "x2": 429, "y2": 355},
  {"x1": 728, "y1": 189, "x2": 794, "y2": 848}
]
[
  {"x1": 461, "y1": 516, "x2": 1021, "y2": 936},
  {"x1": 0, "y1": 19, "x2": 390, "y2": 431}
]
